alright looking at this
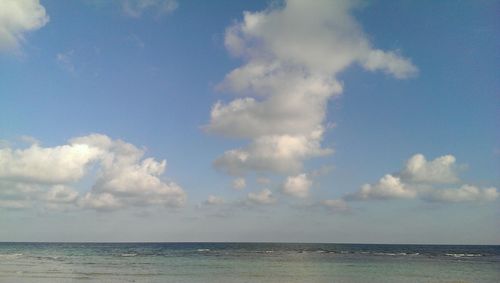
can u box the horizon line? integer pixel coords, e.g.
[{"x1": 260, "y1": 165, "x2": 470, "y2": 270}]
[{"x1": 0, "y1": 241, "x2": 498, "y2": 246}]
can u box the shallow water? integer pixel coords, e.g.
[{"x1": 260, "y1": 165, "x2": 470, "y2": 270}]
[{"x1": 0, "y1": 242, "x2": 498, "y2": 282}]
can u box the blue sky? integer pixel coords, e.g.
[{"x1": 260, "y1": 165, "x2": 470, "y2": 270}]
[{"x1": 0, "y1": 0, "x2": 498, "y2": 244}]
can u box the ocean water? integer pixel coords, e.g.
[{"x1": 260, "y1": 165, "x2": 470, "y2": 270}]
[{"x1": 0, "y1": 242, "x2": 498, "y2": 283}]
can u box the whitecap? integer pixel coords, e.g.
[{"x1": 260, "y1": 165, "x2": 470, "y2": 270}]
[
  {"x1": 445, "y1": 253, "x2": 482, "y2": 258},
  {"x1": 0, "y1": 253, "x2": 23, "y2": 258},
  {"x1": 374, "y1": 252, "x2": 397, "y2": 256}
]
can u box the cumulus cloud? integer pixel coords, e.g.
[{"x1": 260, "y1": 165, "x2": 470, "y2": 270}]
[
  {"x1": 0, "y1": 0, "x2": 49, "y2": 52},
  {"x1": 207, "y1": 0, "x2": 416, "y2": 177},
  {"x1": 122, "y1": 0, "x2": 178, "y2": 18},
  {"x1": 0, "y1": 134, "x2": 186, "y2": 211},
  {"x1": 401, "y1": 154, "x2": 459, "y2": 184},
  {"x1": 0, "y1": 143, "x2": 102, "y2": 184},
  {"x1": 282, "y1": 173, "x2": 312, "y2": 198},
  {"x1": 345, "y1": 174, "x2": 416, "y2": 201},
  {"x1": 214, "y1": 130, "x2": 331, "y2": 175},
  {"x1": 232, "y1": 177, "x2": 246, "y2": 190},
  {"x1": 78, "y1": 192, "x2": 121, "y2": 211},
  {"x1": 247, "y1": 189, "x2": 275, "y2": 205},
  {"x1": 72, "y1": 134, "x2": 186, "y2": 210},
  {"x1": 345, "y1": 154, "x2": 498, "y2": 204}
]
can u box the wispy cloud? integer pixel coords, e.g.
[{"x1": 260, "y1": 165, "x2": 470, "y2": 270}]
[
  {"x1": 126, "y1": 34, "x2": 145, "y2": 48},
  {"x1": 121, "y1": 0, "x2": 178, "y2": 18},
  {"x1": 56, "y1": 50, "x2": 76, "y2": 73}
]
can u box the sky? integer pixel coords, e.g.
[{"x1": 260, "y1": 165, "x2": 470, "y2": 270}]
[{"x1": 0, "y1": 0, "x2": 498, "y2": 244}]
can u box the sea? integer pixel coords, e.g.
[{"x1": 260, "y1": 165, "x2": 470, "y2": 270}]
[{"x1": 0, "y1": 242, "x2": 498, "y2": 282}]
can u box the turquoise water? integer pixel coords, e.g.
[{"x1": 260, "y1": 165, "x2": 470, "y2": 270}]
[{"x1": 0, "y1": 243, "x2": 498, "y2": 282}]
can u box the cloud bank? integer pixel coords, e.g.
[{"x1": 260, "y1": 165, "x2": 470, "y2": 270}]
[
  {"x1": 0, "y1": 134, "x2": 186, "y2": 211},
  {"x1": 0, "y1": 0, "x2": 49, "y2": 52}
]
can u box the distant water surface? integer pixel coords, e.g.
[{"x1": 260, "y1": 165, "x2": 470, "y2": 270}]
[{"x1": 0, "y1": 242, "x2": 498, "y2": 282}]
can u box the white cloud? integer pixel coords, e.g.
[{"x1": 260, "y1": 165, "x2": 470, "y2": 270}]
[
  {"x1": 0, "y1": 134, "x2": 186, "y2": 211},
  {"x1": 321, "y1": 199, "x2": 350, "y2": 212},
  {"x1": 78, "y1": 192, "x2": 122, "y2": 211},
  {"x1": 207, "y1": 0, "x2": 416, "y2": 176},
  {"x1": 0, "y1": 0, "x2": 49, "y2": 52},
  {"x1": 0, "y1": 180, "x2": 39, "y2": 209},
  {"x1": 421, "y1": 185, "x2": 498, "y2": 203},
  {"x1": 362, "y1": 50, "x2": 418, "y2": 79},
  {"x1": 222, "y1": 1, "x2": 416, "y2": 78},
  {"x1": 72, "y1": 134, "x2": 186, "y2": 209},
  {"x1": 122, "y1": 0, "x2": 178, "y2": 18},
  {"x1": 344, "y1": 154, "x2": 498, "y2": 204},
  {"x1": 232, "y1": 178, "x2": 246, "y2": 190},
  {"x1": 214, "y1": 130, "x2": 332, "y2": 175},
  {"x1": 282, "y1": 173, "x2": 312, "y2": 198},
  {"x1": 204, "y1": 195, "x2": 225, "y2": 206},
  {"x1": 0, "y1": 143, "x2": 102, "y2": 184},
  {"x1": 208, "y1": 74, "x2": 342, "y2": 139},
  {"x1": 0, "y1": 181, "x2": 79, "y2": 210},
  {"x1": 247, "y1": 188, "x2": 275, "y2": 205},
  {"x1": 88, "y1": 157, "x2": 185, "y2": 208},
  {"x1": 345, "y1": 174, "x2": 416, "y2": 201},
  {"x1": 401, "y1": 154, "x2": 459, "y2": 184}
]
